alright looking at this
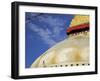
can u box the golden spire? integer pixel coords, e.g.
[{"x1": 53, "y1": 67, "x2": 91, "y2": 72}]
[{"x1": 70, "y1": 15, "x2": 89, "y2": 27}]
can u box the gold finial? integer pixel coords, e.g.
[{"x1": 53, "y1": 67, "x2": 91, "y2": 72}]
[{"x1": 70, "y1": 15, "x2": 89, "y2": 27}]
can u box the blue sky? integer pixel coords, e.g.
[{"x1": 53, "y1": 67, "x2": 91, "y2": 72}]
[{"x1": 25, "y1": 12, "x2": 74, "y2": 68}]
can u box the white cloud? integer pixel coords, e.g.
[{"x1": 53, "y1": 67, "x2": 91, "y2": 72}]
[
  {"x1": 38, "y1": 15, "x2": 66, "y2": 37},
  {"x1": 29, "y1": 23, "x2": 56, "y2": 47}
]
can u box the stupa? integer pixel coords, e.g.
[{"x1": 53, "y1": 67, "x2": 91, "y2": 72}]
[{"x1": 31, "y1": 15, "x2": 90, "y2": 68}]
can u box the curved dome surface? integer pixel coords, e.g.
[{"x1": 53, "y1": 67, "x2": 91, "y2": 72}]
[{"x1": 31, "y1": 32, "x2": 89, "y2": 68}]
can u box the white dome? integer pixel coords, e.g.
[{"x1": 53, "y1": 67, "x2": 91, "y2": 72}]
[{"x1": 31, "y1": 32, "x2": 89, "y2": 68}]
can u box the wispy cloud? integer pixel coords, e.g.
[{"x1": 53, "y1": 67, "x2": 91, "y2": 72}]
[
  {"x1": 37, "y1": 15, "x2": 66, "y2": 40},
  {"x1": 29, "y1": 23, "x2": 56, "y2": 47}
]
